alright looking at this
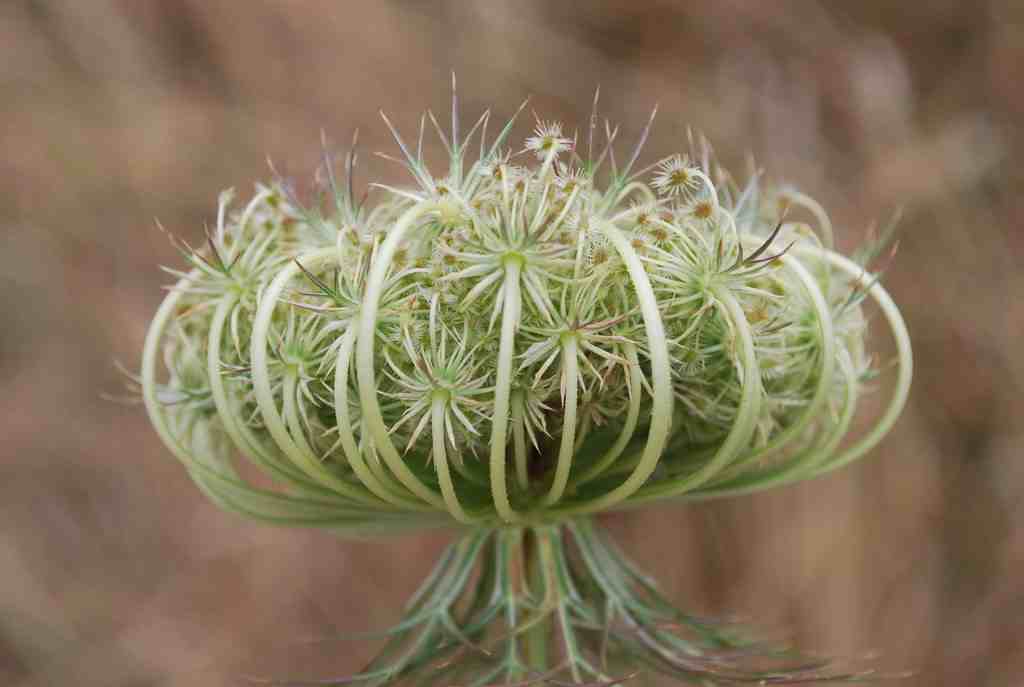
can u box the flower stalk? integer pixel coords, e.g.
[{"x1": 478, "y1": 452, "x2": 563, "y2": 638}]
[{"x1": 262, "y1": 520, "x2": 890, "y2": 686}]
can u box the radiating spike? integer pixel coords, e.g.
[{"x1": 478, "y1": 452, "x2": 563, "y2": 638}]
[
  {"x1": 379, "y1": 110, "x2": 417, "y2": 169},
  {"x1": 621, "y1": 104, "x2": 657, "y2": 181},
  {"x1": 451, "y1": 71, "x2": 459, "y2": 149}
]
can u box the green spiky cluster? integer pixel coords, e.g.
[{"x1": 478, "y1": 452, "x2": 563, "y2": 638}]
[
  {"x1": 139, "y1": 87, "x2": 913, "y2": 685},
  {"x1": 140, "y1": 95, "x2": 911, "y2": 533}
]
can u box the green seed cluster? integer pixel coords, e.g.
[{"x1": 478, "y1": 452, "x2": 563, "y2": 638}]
[{"x1": 141, "y1": 103, "x2": 912, "y2": 533}]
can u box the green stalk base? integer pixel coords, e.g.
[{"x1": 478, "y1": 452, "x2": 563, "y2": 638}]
[{"x1": 271, "y1": 519, "x2": 890, "y2": 686}]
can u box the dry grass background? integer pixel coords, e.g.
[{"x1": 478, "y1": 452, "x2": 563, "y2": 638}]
[{"x1": 1, "y1": 1, "x2": 1022, "y2": 685}]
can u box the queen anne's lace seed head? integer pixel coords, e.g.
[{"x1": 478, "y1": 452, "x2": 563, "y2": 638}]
[
  {"x1": 524, "y1": 119, "x2": 573, "y2": 160},
  {"x1": 140, "y1": 92, "x2": 912, "y2": 533},
  {"x1": 652, "y1": 153, "x2": 707, "y2": 199}
]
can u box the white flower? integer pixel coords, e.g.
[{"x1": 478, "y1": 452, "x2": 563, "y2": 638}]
[
  {"x1": 525, "y1": 120, "x2": 572, "y2": 160},
  {"x1": 651, "y1": 154, "x2": 704, "y2": 198},
  {"x1": 680, "y1": 198, "x2": 717, "y2": 228}
]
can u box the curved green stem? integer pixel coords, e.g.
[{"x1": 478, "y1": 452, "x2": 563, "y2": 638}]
[
  {"x1": 649, "y1": 244, "x2": 911, "y2": 502},
  {"x1": 552, "y1": 222, "x2": 672, "y2": 516},
  {"x1": 718, "y1": 249, "x2": 836, "y2": 470},
  {"x1": 207, "y1": 292, "x2": 325, "y2": 491},
  {"x1": 800, "y1": 246, "x2": 912, "y2": 475},
  {"x1": 511, "y1": 390, "x2": 530, "y2": 490},
  {"x1": 250, "y1": 249, "x2": 386, "y2": 507},
  {"x1": 630, "y1": 283, "x2": 762, "y2": 504},
  {"x1": 332, "y1": 325, "x2": 428, "y2": 510},
  {"x1": 142, "y1": 276, "x2": 199, "y2": 467},
  {"x1": 355, "y1": 201, "x2": 447, "y2": 508},
  {"x1": 684, "y1": 349, "x2": 860, "y2": 500},
  {"x1": 571, "y1": 341, "x2": 642, "y2": 486},
  {"x1": 490, "y1": 259, "x2": 523, "y2": 522},
  {"x1": 803, "y1": 350, "x2": 860, "y2": 473},
  {"x1": 431, "y1": 394, "x2": 474, "y2": 523},
  {"x1": 142, "y1": 274, "x2": 410, "y2": 528},
  {"x1": 572, "y1": 414, "x2": 591, "y2": 455},
  {"x1": 542, "y1": 336, "x2": 578, "y2": 506},
  {"x1": 282, "y1": 372, "x2": 324, "y2": 467}
]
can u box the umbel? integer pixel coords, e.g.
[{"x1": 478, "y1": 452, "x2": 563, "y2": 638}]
[{"x1": 139, "y1": 83, "x2": 911, "y2": 685}]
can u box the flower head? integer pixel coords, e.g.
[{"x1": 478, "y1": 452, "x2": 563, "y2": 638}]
[
  {"x1": 651, "y1": 153, "x2": 705, "y2": 198},
  {"x1": 524, "y1": 119, "x2": 573, "y2": 160},
  {"x1": 140, "y1": 92, "x2": 911, "y2": 534}
]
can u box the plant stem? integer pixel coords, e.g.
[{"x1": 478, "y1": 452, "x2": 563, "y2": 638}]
[
  {"x1": 432, "y1": 394, "x2": 473, "y2": 523},
  {"x1": 489, "y1": 258, "x2": 523, "y2": 522},
  {"x1": 543, "y1": 336, "x2": 579, "y2": 506},
  {"x1": 522, "y1": 528, "x2": 551, "y2": 670},
  {"x1": 356, "y1": 201, "x2": 447, "y2": 508}
]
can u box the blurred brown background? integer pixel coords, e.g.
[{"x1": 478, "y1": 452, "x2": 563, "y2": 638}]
[{"x1": 2, "y1": 1, "x2": 1022, "y2": 685}]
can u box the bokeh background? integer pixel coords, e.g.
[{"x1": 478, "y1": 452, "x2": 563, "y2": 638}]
[{"x1": 2, "y1": 1, "x2": 1022, "y2": 685}]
